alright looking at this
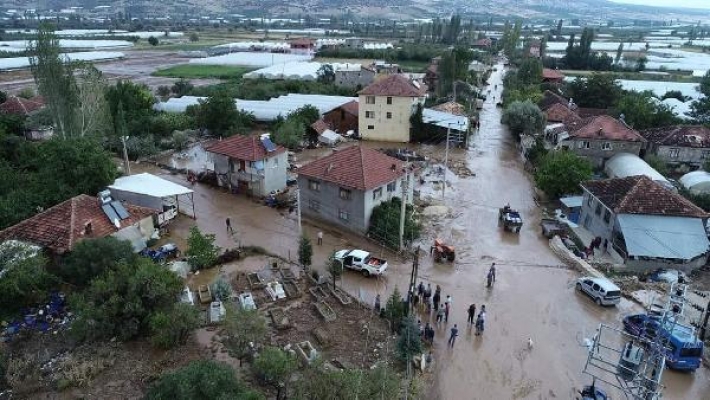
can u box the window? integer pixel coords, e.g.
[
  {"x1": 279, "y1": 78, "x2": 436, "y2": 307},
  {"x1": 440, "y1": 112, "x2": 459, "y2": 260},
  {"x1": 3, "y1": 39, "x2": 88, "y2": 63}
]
[
  {"x1": 670, "y1": 148, "x2": 680, "y2": 159},
  {"x1": 366, "y1": 96, "x2": 375, "y2": 104},
  {"x1": 365, "y1": 111, "x2": 375, "y2": 119},
  {"x1": 338, "y1": 209, "x2": 350, "y2": 221},
  {"x1": 581, "y1": 141, "x2": 591, "y2": 149},
  {"x1": 386, "y1": 97, "x2": 393, "y2": 105},
  {"x1": 373, "y1": 187, "x2": 383, "y2": 200},
  {"x1": 602, "y1": 142, "x2": 612, "y2": 150},
  {"x1": 339, "y1": 188, "x2": 352, "y2": 200},
  {"x1": 309, "y1": 199, "x2": 320, "y2": 211},
  {"x1": 367, "y1": 125, "x2": 374, "y2": 130},
  {"x1": 603, "y1": 209, "x2": 611, "y2": 224},
  {"x1": 387, "y1": 182, "x2": 396, "y2": 192},
  {"x1": 308, "y1": 180, "x2": 320, "y2": 191},
  {"x1": 386, "y1": 112, "x2": 392, "y2": 119},
  {"x1": 595, "y1": 203, "x2": 602, "y2": 216}
]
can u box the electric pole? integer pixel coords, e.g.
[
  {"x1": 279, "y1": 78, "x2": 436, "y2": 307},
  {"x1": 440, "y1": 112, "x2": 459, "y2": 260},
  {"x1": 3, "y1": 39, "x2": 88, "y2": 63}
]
[
  {"x1": 407, "y1": 246, "x2": 420, "y2": 317},
  {"x1": 442, "y1": 126, "x2": 450, "y2": 200},
  {"x1": 296, "y1": 189, "x2": 302, "y2": 234},
  {"x1": 399, "y1": 171, "x2": 410, "y2": 250}
]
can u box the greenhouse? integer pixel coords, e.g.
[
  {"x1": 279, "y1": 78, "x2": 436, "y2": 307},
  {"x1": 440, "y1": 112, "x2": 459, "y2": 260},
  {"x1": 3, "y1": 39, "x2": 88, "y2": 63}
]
[
  {"x1": 604, "y1": 153, "x2": 673, "y2": 190},
  {"x1": 679, "y1": 170, "x2": 710, "y2": 195}
]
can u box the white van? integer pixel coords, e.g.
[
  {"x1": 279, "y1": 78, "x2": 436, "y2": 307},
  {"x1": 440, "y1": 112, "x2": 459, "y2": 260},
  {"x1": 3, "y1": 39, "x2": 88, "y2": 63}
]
[{"x1": 576, "y1": 277, "x2": 621, "y2": 306}]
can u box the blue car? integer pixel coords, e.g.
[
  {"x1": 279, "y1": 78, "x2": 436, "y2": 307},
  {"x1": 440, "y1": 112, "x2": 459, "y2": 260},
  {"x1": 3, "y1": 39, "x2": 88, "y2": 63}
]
[{"x1": 579, "y1": 384, "x2": 608, "y2": 400}]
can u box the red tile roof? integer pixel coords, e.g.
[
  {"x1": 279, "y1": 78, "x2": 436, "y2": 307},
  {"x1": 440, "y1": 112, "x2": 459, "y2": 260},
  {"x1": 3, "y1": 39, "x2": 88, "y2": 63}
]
[
  {"x1": 358, "y1": 74, "x2": 426, "y2": 97},
  {"x1": 474, "y1": 38, "x2": 492, "y2": 47},
  {"x1": 0, "y1": 194, "x2": 156, "y2": 254},
  {"x1": 432, "y1": 101, "x2": 466, "y2": 116},
  {"x1": 542, "y1": 68, "x2": 565, "y2": 80},
  {"x1": 544, "y1": 103, "x2": 582, "y2": 123},
  {"x1": 569, "y1": 115, "x2": 646, "y2": 142},
  {"x1": 538, "y1": 90, "x2": 571, "y2": 111},
  {"x1": 296, "y1": 146, "x2": 406, "y2": 191},
  {"x1": 0, "y1": 96, "x2": 45, "y2": 116},
  {"x1": 206, "y1": 135, "x2": 286, "y2": 162},
  {"x1": 336, "y1": 100, "x2": 359, "y2": 116},
  {"x1": 577, "y1": 107, "x2": 608, "y2": 118},
  {"x1": 640, "y1": 125, "x2": 710, "y2": 148},
  {"x1": 311, "y1": 119, "x2": 329, "y2": 135},
  {"x1": 582, "y1": 175, "x2": 708, "y2": 218}
]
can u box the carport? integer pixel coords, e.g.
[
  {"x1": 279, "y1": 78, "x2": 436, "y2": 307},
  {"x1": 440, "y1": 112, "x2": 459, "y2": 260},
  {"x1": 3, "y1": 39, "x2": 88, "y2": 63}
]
[{"x1": 108, "y1": 173, "x2": 196, "y2": 220}]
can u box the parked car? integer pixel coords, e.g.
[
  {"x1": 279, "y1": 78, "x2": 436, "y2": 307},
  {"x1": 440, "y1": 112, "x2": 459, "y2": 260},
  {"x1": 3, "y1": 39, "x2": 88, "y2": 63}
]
[
  {"x1": 576, "y1": 277, "x2": 621, "y2": 306},
  {"x1": 622, "y1": 314, "x2": 660, "y2": 341},
  {"x1": 333, "y1": 249, "x2": 388, "y2": 277}
]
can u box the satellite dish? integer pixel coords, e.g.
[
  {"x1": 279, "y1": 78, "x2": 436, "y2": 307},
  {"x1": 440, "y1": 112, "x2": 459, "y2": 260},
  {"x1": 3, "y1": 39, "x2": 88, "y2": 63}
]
[{"x1": 113, "y1": 218, "x2": 121, "y2": 229}]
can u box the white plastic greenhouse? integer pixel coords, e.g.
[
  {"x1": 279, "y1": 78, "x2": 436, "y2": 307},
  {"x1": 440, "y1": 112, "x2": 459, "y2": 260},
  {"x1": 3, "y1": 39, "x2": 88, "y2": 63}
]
[
  {"x1": 0, "y1": 51, "x2": 125, "y2": 71},
  {"x1": 680, "y1": 171, "x2": 710, "y2": 194},
  {"x1": 243, "y1": 61, "x2": 368, "y2": 81},
  {"x1": 604, "y1": 153, "x2": 673, "y2": 189},
  {"x1": 155, "y1": 94, "x2": 357, "y2": 122},
  {"x1": 189, "y1": 52, "x2": 312, "y2": 67}
]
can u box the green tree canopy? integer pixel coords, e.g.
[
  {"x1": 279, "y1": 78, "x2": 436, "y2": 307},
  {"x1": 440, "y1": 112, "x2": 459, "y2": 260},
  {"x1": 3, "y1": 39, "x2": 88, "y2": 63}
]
[
  {"x1": 368, "y1": 197, "x2": 421, "y2": 249},
  {"x1": 298, "y1": 235, "x2": 313, "y2": 268},
  {"x1": 516, "y1": 58, "x2": 543, "y2": 85},
  {"x1": 149, "y1": 303, "x2": 201, "y2": 349},
  {"x1": 613, "y1": 90, "x2": 679, "y2": 130},
  {"x1": 223, "y1": 304, "x2": 268, "y2": 365},
  {"x1": 292, "y1": 363, "x2": 400, "y2": 400},
  {"x1": 190, "y1": 89, "x2": 239, "y2": 135},
  {"x1": 534, "y1": 151, "x2": 593, "y2": 198},
  {"x1": 144, "y1": 360, "x2": 263, "y2": 400},
  {"x1": 0, "y1": 254, "x2": 56, "y2": 317},
  {"x1": 565, "y1": 73, "x2": 622, "y2": 109},
  {"x1": 501, "y1": 100, "x2": 546, "y2": 140},
  {"x1": 70, "y1": 258, "x2": 183, "y2": 342},
  {"x1": 186, "y1": 226, "x2": 220, "y2": 270},
  {"x1": 272, "y1": 118, "x2": 305, "y2": 149},
  {"x1": 396, "y1": 315, "x2": 423, "y2": 362},
  {"x1": 59, "y1": 237, "x2": 138, "y2": 287},
  {"x1": 105, "y1": 79, "x2": 155, "y2": 134},
  {"x1": 251, "y1": 346, "x2": 298, "y2": 398}
]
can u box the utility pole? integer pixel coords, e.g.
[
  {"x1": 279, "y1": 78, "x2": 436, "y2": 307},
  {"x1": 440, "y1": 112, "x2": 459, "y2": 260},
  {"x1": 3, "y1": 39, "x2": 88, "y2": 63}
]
[
  {"x1": 442, "y1": 126, "x2": 450, "y2": 200},
  {"x1": 407, "y1": 246, "x2": 420, "y2": 317},
  {"x1": 701, "y1": 297, "x2": 710, "y2": 340},
  {"x1": 121, "y1": 136, "x2": 131, "y2": 175},
  {"x1": 296, "y1": 189, "x2": 302, "y2": 234},
  {"x1": 399, "y1": 171, "x2": 410, "y2": 251}
]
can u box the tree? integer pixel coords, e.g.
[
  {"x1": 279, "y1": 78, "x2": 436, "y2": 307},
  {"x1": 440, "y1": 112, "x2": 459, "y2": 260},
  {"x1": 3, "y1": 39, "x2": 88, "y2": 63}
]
[
  {"x1": 534, "y1": 151, "x2": 593, "y2": 198},
  {"x1": 223, "y1": 304, "x2": 268, "y2": 366},
  {"x1": 148, "y1": 36, "x2": 159, "y2": 46},
  {"x1": 298, "y1": 235, "x2": 312, "y2": 269},
  {"x1": 502, "y1": 85, "x2": 543, "y2": 107},
  {"x1": 292, "y1": 363, "x2": 400, "y2": 400},
  {"x1": 501, "y1": 100, "x2": 546, "y2": 140},
  {"x1": 59, "y1": 236, "x2": 137, "y2": 286},
  {"x1": 70, "y1": 258, "x2": 183, "y2": 342},
  {"x1": 105, "y1": 79, "x2": 155, "y2": 135},
  {"x1": 73, "y1": 63, "x2": 110, "y2": 138},
  {"x1": 368, "y1": 197, "x2": 421, "y2": 249},
  {"x1": 144, "y1": 360, "x2": 263, "y2": 400},
  {"x1": 438, "y1": 46, "x2": 475, "y2": 97},
  {"x1": 272, "y1": 117, "x2": 305, "y2": 149},
  {"x1": 186, "y1": 226, "x2": 220, "y2": 270},
  {"x1": 0, "y1": 90, "x2": 6, "y2": 104},
  {"x1": 662, "y1": 90, "x2": 688, "y2": 102},
  {"x1": 516, "y1": 58, "x2": 543, "y2": 85},
  {"x1": 316, "y1": 64, "x2": 335, "y2": 84},
  {"x1": 252, "y1": 346, "x2": 298, "y2": 400},
  {"x1": 287, "y1": 105, "x2": 320, "y2": 127},
  {"x1": 149, "y1": 303, "x2": 201, "y2": 349},
  {"x1": 565, "y1": 74, "x2": 623, "y2": 109},
  {"x1": 0, "y1": 254, "x2": 56, "y2": 317},
  {"x1": 384, "y1": 286, "x2": 406, "y2": 333},
  {"x1": 699, "y1": 70, "x2": 710, "y2": 97},
  {"x1": 211, "y1": 277, "x2": 233, "y2": 301},
  {"x1": 614, "y1": 43, "x2": 624, "y2": 65},
  {"x1": 156, "y1": 85, "x2": 171, "y2": 99},
  {"x1": 190, "y1": 90, "x2": 239, "y2": 135},
  {"x1": 171, "y1": 79, "x2": 194, "y2": 97},
  {"x1": 645, "y1": 154, "x2": 669, "y2": 177},
  {"x1": 396, "y1": 316, "x2": 423, "y2": 362},
  {"x1": 189, "y1": 32, "x2": 199, "y2": 42},
  {"x1": 328, "y1": 252, "x2": 343, "y2": 288},
  {"x1": 613, "y1": 91, "x2": 679, "y2": 130}
]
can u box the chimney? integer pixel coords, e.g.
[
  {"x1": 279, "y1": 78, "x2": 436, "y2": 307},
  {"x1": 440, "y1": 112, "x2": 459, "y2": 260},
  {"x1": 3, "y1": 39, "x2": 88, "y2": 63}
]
[
  {"x1": 391, "y1": 163, "x2": 397, "y2": 171},
  {"x1": 598, "y1": 128, "x2": 603, "y2": 137},
  {"x1": 84, "y1": 221, "x2": 93, "y2": 235}
]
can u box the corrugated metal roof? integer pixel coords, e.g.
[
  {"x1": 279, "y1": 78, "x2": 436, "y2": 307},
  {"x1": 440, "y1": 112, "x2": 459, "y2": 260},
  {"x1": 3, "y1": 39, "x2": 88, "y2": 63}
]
[
  {"x1": 560, "y1": 196, "x2": 583, "y2": 208},
  {"x1": 617, "y1": 214, "x2": 709, "y2": 260},
  {"x1": 422, "y1": 108, "x2": 469, "y2": 132}
]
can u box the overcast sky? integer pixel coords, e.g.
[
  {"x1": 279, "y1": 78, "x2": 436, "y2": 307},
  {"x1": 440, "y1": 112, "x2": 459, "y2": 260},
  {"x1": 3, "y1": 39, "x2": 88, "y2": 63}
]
[{"x1": 611, "y1": 0, "x2": 710, "y2": 9}]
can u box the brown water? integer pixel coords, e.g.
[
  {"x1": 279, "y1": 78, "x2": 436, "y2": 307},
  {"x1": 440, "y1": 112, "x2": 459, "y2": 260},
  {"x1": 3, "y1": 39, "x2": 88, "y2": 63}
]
[{"x1": 133, "y1": 61, "x2": 710, "y2": 399}]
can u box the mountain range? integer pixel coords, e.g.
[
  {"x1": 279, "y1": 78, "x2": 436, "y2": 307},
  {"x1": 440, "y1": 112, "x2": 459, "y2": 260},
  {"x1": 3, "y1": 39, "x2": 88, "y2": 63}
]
[{"x1": 3, "y1": 0, "x2": 708, "y2": 22}]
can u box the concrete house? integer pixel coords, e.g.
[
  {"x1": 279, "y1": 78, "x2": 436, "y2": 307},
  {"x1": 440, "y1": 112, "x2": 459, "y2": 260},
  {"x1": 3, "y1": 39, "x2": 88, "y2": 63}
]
[
  {"x1": 556, "y1": 115, "x2": 646, "y2": 168},
  {"x1": 207, "y1": 135, "x2": 288, "y2": 197},
  {"x1": 0, "y1": 194, "x2": 157, "y2": 255},
  {"x1": 296, "y1": 146, "x2": 412, "y2": 234},
  {"x1": 358, "y1": 74, "x2": 426, "y2": 143},
  {"x1": 640, "y1": 125, "x2": 710, "y2": 169},
  {"x1": 334, "y1": 64, "x2": 375, "y2": 89},
  {"x1": 580, "y1": 175, "x2": 709, "y2": 272}
]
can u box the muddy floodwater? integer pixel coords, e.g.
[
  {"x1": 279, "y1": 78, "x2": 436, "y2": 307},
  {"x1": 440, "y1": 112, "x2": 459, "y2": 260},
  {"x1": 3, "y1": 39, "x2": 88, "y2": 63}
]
[{"x1": 135, "y1": 61, "x2": 710, "y2": 399}]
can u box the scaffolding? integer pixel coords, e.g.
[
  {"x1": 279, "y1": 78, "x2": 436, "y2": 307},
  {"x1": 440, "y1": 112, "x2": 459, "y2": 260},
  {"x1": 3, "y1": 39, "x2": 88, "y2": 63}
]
[{"x1": 581, "y1": 281, "x2": 693, "y2": 400}]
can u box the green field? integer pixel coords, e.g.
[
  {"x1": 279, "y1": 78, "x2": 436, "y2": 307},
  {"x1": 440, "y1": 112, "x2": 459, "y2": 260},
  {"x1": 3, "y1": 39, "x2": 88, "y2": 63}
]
[{"x1": 152, "y1": 64, "x2": 253, "y2": 79}]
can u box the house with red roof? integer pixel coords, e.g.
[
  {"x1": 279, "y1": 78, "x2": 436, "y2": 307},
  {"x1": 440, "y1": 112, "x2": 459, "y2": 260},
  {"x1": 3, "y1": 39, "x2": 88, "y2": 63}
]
[
  {"x1": 580, "y1": 175, "x2": 709, "y2": 272},
  {"x1": 640, "y1": 125, "x2": 710, "y2": 169},
  {"x1": 0, "y1": 194, "x2": 157, "y2": 256},
  {"x1": 323, "y1": 100, "x2": 359, "y2": 134},
  {"x1": 358, "y1": 74, "x2": 427, "y2": 142},
  {"x1": 542, "y1": 68, "x2": 564, "y2": 84},
  {"x1": 296, "y1": 146, "x2": 412, "y2": 233},
  {"x1": 206, "y1": 134, "x2": 288, "y2": 197},
  {"x1": 556, "y1": 115, "x2": 647, "y2": 167}
]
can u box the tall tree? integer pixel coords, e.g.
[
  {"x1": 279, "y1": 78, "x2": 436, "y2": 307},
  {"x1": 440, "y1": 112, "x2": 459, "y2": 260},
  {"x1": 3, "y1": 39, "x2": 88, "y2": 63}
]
[
  {"x1": 73, "y1": 63, "x2": 110, "y2": 138},
  {"x1": 565, "y1": 74, "x2": 622, "y2": 109},
  {"x1": 535, "y1": 151, "x2": 593, "y2": 198}
]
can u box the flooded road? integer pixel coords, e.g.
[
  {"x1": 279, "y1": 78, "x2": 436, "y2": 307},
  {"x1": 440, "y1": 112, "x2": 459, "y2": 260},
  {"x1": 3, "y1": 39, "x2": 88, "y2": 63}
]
[{"x1": 135, "y1": 60, "x2": 710, "y2": 399}]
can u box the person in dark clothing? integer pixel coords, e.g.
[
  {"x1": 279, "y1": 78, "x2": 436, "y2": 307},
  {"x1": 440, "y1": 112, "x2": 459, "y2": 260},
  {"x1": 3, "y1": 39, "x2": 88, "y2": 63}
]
[
  {"x1": 432, "y1": 290, "x2": 441, "y2": 312},
  {"x1": 417, "y1": 281, "x2": 425, "y2": 296},
  {"x1": 448, "y1": 324, "x2": 459, "y2": 347},
  {"x1": 423, "y1": 284, "x2": 432, "y2": 312},
  {"x1": 467, "y1": 304, "x2": 476, "y2": 325},
  {"x1": 374, "y1": 294, "x2": 381, "y2": 314},
  {"x1": 226, "y1": 218, "x2": 233, "y2": 234}
]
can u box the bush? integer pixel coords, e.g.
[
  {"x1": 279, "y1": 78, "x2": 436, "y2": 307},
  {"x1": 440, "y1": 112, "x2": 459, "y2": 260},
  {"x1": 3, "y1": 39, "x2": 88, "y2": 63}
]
[
  {"x1": 0, "y1": 255, "x2": 56, "y2": 317},
  {"x1": 396, "y1": 316, "x2": 423, "y2": 362},
  {"x1": 59, "y1": 237, "x2": 137, "y2": 287},
  {"x1": 501, "y1": 100, "x2": 546, "y2": 140},
  {"x1": 298, "y1": 235, "x2": 312, "y2": 268},
  {"x1": 224, "y1": 304, "x2": 267, "y2": 364},
  {"x1": 148, "y1": 36, "x2": 159, "y2": 46},
  {"x1": 384, "y1": 286, "x2": 406, "y2": 333},
  {"x1": 534, "y1": 151, "x2": 593, "y2": 198},
  {"x1": 252, "y1": 346, "x2": 298, "y2": 396},
  {"x1": 144, "y1": 360, "x2": 263, "y2": 400},
  {"x1": 186, "y1": 226, "x2": 220, "y2": 270},
  {"x1": 149, "y1": 303, "x2": 201, "y2": 349},
  {"x1": 210, "y1": 277, "x2": 233, "y2": 301},
  {"x1": 272, "y1": 118, "x2": 305, "y2": 149},
  {"x1": 368, "y1": 197, "x2": 421, "y2": 249}
]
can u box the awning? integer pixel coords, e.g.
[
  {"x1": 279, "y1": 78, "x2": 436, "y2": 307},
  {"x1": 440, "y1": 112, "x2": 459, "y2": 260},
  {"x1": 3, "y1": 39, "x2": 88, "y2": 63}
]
[
  {"x1": 617, "y1": 214, "x2": 710, "y2": 260},
  {"x1": 560, "y1": 196, "x2": 583, "y2": 209},
  {"x1": 109, "y1": 173, "x2": 193, "y2": 198}
]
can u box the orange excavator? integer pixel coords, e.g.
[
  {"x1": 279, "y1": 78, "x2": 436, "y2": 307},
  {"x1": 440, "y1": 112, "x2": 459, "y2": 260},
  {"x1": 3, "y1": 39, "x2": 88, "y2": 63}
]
[{"x1": 431, "y1": 238, "x2": 455, "y2": 263}]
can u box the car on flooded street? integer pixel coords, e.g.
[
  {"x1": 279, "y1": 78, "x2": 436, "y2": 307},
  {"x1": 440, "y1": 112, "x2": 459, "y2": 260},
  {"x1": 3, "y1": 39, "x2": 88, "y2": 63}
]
[{"x1": 576, "y1": 277, "x2": 621, "y2": 306}]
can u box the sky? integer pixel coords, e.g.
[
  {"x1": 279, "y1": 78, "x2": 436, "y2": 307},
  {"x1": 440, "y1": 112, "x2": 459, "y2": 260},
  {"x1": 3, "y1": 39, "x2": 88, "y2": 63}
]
[{"x1": 610, "y1": 0, "x2": 710, "y2": 9}]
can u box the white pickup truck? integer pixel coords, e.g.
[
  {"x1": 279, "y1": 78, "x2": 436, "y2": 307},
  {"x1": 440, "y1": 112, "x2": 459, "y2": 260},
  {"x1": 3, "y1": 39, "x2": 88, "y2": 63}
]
[{"x1": 333, "y1": 249, "x2": 388, "y2": 277}]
